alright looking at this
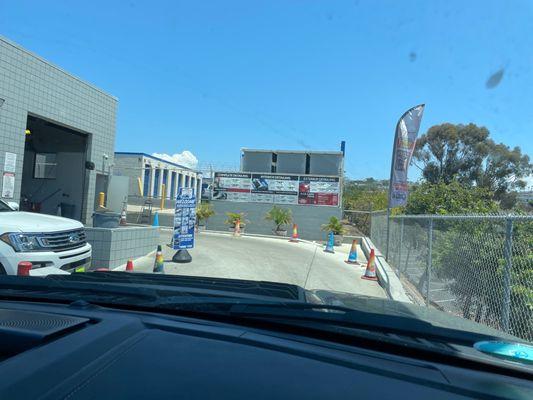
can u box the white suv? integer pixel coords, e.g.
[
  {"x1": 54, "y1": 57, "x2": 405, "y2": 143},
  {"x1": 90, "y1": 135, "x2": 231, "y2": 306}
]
[{"x1": 0, "y1": 200, "x2": 92, "y2": 275}]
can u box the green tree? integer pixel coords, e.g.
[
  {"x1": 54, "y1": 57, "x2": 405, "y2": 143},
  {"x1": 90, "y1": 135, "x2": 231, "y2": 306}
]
[
  {"x1": 343, "y1": 179, "x2": 388, "y2": 235},
  {"x1": 404, "y1": 181, "x2": 498, "y2": 215},
  {"x1": 432, "y1": 217, "x2": 532, "y2": 340},
  {"x1": 414, "y1": 123, "x2": 531, "y2": 205}
]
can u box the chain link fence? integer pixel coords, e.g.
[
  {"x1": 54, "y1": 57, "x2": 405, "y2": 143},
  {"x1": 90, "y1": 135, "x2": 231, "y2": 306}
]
[
  {"x1": 342, "y1": 210, "x2": 374, "y2": 236},
  {"x1": 370, "y1": 213, "x2": 533, "y2": 341}
]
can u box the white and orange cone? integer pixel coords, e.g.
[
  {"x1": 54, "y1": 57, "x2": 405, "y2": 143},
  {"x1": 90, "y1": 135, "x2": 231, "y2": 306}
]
[
  {"x1": 233, "y1": 219, "x2": 241, "y2": 237},
  {"x1": 126, "y1": 259, "x2": 134, "y2": 272},
  {"x1": 361, "y1": 248, "x2": 378, "y2": 281},
  {"x1": 289, "y1": 224, "x2": 299, "y2": 242}
]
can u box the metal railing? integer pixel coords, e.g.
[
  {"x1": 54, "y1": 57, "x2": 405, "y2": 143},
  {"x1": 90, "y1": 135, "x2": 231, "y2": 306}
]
[{"x1": 370, "y1": 212, "x2": 533, "y2": 341}]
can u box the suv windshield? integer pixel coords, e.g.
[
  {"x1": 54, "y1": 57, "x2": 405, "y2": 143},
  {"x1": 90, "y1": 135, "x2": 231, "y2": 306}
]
[{"x1": 0, "y1": 1, "x2": 532, "y2": 354}]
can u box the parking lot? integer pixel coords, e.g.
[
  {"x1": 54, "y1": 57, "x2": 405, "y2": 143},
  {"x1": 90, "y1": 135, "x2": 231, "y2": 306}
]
[{"x1": 121, "y1": 230, "x2": 386, "y2": 299}]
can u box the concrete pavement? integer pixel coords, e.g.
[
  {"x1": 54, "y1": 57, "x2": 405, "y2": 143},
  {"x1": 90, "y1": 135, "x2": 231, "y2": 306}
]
[{"x1": 119, "y1": 230, "x2": 386, "y2": 299}]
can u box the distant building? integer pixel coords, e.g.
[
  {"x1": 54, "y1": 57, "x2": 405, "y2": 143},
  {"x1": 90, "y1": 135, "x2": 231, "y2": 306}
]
[
  {"x1": 241, "y1": 149, "x2": 343, "y2": 176},
  {"x1": 114, "y1": 152, "x2": 202, "y2": 202}
]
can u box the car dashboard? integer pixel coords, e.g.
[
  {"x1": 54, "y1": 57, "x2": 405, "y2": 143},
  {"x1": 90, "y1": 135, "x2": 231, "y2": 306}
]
[{"x1": 0, "y1": 300, "x2": 531, "y2": 399}]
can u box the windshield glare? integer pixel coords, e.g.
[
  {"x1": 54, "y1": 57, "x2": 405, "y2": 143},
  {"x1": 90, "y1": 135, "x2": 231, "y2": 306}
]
[{"x1": 0, "y1": 1, "x2": 532, "y2": 347}]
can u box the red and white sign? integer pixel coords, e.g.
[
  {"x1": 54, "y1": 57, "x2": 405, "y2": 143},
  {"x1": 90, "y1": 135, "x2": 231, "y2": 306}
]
[{"x1": 213, "y1": 172, "x2": 340, "y2": 207}]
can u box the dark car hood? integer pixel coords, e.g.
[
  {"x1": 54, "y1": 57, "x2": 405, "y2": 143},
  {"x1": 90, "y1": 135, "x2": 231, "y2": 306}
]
[
  {"x1": 308, "y1": 289, "x2": 519, "y2": 340},
  {"x1": 14, "y1": 272, "x2": 520, "y2": 341}
]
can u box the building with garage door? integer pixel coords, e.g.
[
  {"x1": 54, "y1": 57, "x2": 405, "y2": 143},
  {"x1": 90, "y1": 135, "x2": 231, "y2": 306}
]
[
  {"x1": 113, "y1": 152, "x2": 202, "y2": 203},
  {"x1": 0, "y1": 36, "x2": 117, "y2": 224}
]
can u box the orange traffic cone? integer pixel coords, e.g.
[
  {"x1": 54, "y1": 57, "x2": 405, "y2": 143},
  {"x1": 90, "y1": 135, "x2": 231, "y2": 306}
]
[
  {"x1": 233, "y1": 219, "x2": 241, "y2": 237},
  {"x1": 126, "y1": 259, "x2": 134, "y2": 272},
  {"x1": 361, "y1": 248, "x2": 378, "y2": 281},
  {"x1": 289, "y1": 224, "x2": 299, "y2": 242}
]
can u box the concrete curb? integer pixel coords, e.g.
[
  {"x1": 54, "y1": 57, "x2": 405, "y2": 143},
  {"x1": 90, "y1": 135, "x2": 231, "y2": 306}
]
[
  {"x1": 111, "y1": 251, "x2": 156, "y2": 272},
  {"x1": 360, "y1": 237, "x2": 412, "y2": 303},
  {"x1": 159, "y1": 227, "x2": 318, "y2": 246}
]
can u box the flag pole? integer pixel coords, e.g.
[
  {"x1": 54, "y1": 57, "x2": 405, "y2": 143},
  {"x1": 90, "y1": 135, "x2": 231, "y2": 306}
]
[
  {"x1": 385, "y1": 121, "x2": 399, "y2": 262},
  {"x1": 385, "y1": 104, "x2": 425, "y2": 261}
]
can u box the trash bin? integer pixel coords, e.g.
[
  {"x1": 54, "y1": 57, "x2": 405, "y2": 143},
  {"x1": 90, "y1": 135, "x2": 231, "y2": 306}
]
[{"x1": 92, "y1": 212, "x2": 120, "y2": 228}]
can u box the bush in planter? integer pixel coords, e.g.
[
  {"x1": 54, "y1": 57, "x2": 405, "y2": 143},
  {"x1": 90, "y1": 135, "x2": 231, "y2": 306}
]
[
  {"x1": 265, "y1": 206, "x2": 292, "y2": 236},
  {"x1": 196, "y1": 203, "x2": 215, "y2": 228},
  {"x1": 225, "y1": 212, "x2": 248, "y2": 230},
  {"x1": 321, "y1": 216, "x2": 347, "y2": 245}
]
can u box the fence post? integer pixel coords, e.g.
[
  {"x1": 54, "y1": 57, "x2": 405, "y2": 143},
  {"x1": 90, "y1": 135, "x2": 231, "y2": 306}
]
[
  {"x1": 398, "y1": 217, "x2": 404, "y2": 279},
  {"x1": 501, "y1": 217, "x2": 513, "y2": 333},
  {"x1": 426, "y1": 218, "x2": 433, "y2": 307}
]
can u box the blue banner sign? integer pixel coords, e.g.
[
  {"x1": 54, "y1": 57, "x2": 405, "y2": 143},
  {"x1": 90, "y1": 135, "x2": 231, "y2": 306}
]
[{"x1": 173, "y1": 188, "x2": 196, "y2": 250}]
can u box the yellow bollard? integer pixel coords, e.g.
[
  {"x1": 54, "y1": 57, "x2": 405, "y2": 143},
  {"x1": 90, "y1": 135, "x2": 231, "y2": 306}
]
[
  {"x1": 160, "y1": 184, "x2": 166, "y2": 210},
  {"x1": 98, "y1": 192, "x2": 105, "y2": 208},
  {"x1": 137, "y1": 177, "x2": 143, "y2": 196}
]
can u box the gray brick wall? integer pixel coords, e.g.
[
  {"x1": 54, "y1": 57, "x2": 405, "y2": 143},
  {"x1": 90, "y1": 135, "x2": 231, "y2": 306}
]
[
  {"x1": 206, "y1": 201, "x2": 342, "y2": 241},
  {"x1": 125, "y1": 201, "x2": 341, "y2": 241},
  {"x1": 86, "y1": 226, "x2": 160, "y2": 269},
  {"x1": 0, "y1": 36, "x2": 117, "y2": 223}
]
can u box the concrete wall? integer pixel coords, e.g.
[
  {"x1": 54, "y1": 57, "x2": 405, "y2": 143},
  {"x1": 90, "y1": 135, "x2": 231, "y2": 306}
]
[
  {"x1": 241, "y1": 151, "x2": 272, "y2": 173},
  {"x1": 207, "y1": 201, "x2": 342, "y2": 241},
  {"x1": 277, "y1": 153, "x2": 306, "y2": 174},
  {"x1": 309, "y1": 153, "x2": 343, "y2": 175},
  {"x1": 85, "y1": 226, "x2": 160, "y2": 269},
  {"x1": 0, "y1": 36, "x2": 117, "y2": 223},
  {"x1": 113, "y1": 155, "x2": 143, "y2": 196}
]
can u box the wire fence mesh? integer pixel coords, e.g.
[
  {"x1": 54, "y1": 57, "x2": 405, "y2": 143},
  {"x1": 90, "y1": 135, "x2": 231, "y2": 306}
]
[{"x1": 370, "y1": 212, "x2": 533, "y2": 341}]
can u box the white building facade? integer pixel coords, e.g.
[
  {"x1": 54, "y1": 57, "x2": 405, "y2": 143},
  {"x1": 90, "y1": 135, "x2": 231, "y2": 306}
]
[{"x1": 114, "y1": 152, "x2": 202, "y2": 202}]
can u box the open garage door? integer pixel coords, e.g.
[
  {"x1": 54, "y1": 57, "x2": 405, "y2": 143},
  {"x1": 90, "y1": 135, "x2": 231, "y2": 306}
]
[{"x1": 20, "y1": 115, "x2": 88, "y2": 221}]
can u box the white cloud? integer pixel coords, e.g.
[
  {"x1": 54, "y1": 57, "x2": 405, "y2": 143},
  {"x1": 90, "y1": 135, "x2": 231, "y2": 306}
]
[{"x1": 152, "y1": 151, "x2": 198, "y2": 169}]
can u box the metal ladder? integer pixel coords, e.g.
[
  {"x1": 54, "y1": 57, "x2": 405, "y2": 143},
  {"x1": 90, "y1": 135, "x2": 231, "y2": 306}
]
[{"x1": 137, "y1": 199, "x2": 153, "y2": 224}]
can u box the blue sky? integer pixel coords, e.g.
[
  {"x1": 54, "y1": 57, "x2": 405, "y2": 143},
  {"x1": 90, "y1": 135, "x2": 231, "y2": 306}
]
[{"x1": 1, "y1": 0, "x2": 532, "y2": 180}]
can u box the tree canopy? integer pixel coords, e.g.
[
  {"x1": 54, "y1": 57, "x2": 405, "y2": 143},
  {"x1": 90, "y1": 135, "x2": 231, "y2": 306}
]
[
  {"x1": 403, "y1": 181, "x2": 499, "y2": 215},
  {"x1": 413, "y1": 123, "x2": 531, "y2": 204}
]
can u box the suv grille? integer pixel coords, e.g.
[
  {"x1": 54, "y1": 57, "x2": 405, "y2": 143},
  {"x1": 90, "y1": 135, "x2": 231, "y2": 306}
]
[{"x1": 36, "y1": 229, "x2": 87, "y2": 252}]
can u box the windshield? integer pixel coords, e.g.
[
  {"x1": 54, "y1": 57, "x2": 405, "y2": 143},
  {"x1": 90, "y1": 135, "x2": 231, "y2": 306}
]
[{"x1": 0, "y1": 1, "x2": 531, "y2": 350}]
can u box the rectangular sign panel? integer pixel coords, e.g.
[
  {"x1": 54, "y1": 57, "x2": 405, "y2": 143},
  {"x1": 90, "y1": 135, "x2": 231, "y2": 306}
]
[
  {"x1": 298, "y1": 176, "x2": 339, "y2": 206},
  {"x1": 173, "y1": 187, "x2": 196, "y2": 250},
  {"x1": 212, "y1": 172, "x2": 340, "y2": 207},
  {"x1": 251, "y1": 174, "x2": 299, "y2": 205},
  {"x1": 3, "y1": 152, "x2": 16, "y2": 173},
  {"x1": 212, "y1": 172, "x2": 251, "y2": 202},
  {"x1": 1, "y1": 172, "x2": 15, "y2": 198}
]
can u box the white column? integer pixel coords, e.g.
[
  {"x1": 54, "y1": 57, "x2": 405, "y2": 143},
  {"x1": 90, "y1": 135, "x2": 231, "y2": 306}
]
[
  {"x1": 171, "y1": 171, "x2": 177, "y2": 199},
  {"x1": 197, "y1": 176, "x2": 202, "y2": 203},
  {"x1": 166, "y1": 170, "x2": 172, "y2": 198},
  {"x1": 156, "y1": 167, "x2": 163, "y2": 198},
  {"x1": 180, "y1": 173, "x2": 186, "y2": 188},
  {"x1": 149, "y1": 166, "x2": 155, "y2": 198}
]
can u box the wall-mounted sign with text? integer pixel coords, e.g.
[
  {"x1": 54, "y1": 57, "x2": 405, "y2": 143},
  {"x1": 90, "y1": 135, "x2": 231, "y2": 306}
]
[{"x1": 212, "y1": 172, "x2": 340, "y2": 207}]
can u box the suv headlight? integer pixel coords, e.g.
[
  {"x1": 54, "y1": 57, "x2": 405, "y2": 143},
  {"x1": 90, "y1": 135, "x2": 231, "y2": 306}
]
[{"x1": 0, "y1": 233, "x2": 43, "y2": 252}]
